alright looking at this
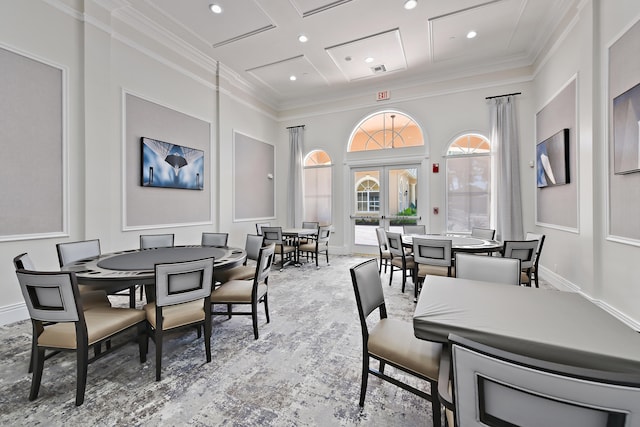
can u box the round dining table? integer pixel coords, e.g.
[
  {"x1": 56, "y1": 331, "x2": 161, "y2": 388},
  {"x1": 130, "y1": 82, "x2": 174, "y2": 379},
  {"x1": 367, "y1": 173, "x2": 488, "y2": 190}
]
[
  {"x1": 61, "y1": 245, "x2": 247, "y2": 301},
  {"x1": 401, "y1": 234, "x2": 502, "y2": 254}
]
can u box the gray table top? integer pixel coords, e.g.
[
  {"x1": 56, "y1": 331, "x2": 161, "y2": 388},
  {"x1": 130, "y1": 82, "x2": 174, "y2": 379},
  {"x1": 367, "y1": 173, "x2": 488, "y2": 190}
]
[
  {"x1": 402, "y1": 234, "x2": 502, "y2": 253},
  {"x1": 413, "y1": 276, "x2": 640, "y2": 373}
]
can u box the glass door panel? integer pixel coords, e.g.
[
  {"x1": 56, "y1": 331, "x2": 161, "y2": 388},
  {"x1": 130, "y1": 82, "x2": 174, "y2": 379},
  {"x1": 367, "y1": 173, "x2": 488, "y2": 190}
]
[
  {"x1": 353, "y1": 169, "x2": 381, "y2": 247},
  {"x1": 386, "y1": 167, "x2": 419, "y2": 233}
]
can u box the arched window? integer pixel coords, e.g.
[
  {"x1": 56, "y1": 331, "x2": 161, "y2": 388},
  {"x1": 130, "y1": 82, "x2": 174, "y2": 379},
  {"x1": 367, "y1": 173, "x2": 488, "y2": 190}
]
[
  {"x1": 348, "y1": 111, "x2": 424, "y2": 152},
  {"x1": 445, "y1": 133, "x2": 492, "y2": 232},
  {"x1": 356, "y1": 177, "x2": 380, "y2": 212},
  {"x1": 304, "y1": 150, "x2": 332, "y2": 225}
]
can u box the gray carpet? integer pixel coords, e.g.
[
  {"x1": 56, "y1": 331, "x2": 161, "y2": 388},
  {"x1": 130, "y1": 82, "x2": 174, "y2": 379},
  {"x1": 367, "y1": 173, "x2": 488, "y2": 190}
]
[{"x1": 0, "y1": 255, "x2": 442, "y2": 426}]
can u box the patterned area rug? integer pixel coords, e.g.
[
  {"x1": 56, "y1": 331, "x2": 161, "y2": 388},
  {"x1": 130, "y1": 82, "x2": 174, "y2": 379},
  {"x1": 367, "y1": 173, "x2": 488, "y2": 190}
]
[{"x1": 0, "y1": 255, "x2": 443, "y2": 426}]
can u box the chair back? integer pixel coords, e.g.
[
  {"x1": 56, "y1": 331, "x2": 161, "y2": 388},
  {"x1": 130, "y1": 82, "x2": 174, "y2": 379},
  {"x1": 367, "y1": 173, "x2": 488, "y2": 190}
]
[
  {"x1": 503, "y1": 240, "x2": 538, "y2": 269},
  {"x1": 254, "y1": 243, "x2": 276, "y2": 284},
  {"x1": 385, "y1": 232, "x2": 405, "y2": 258},
  {"x1": 56, "y1": 239, "x2": 101, "y2": 267},
  {"x1": 302, "y1": 221, "x2": 319, "y2": 229},
  {"x1": 316, "y1": 225, "x2": 331, "y2": 245},
  {"x1": 14, "y1": 252, "x2": 36, "y2": 270},
  {"x1": 261, "y1": 226, "x2": 284, "y2": 245},
  {"x1": 349, "y1": 258, "x2": 386, "y2": 323},
  {"x1": 154, "y1": 258, "x2": 213, "y2": 307},
  {"x1": 471, "y1": 227, "x2": 496, "y2": 240},
  {"x1": 201, "y1": 232, "x2": 229, "y2": 247},
  {"x1": 245, "y1": 234, "x2": 264, "y2": 261},
  {"x1": 140, "y1": 234, "x2": 174, "y2": 249},
  {"x1": 413, "y1": 238, "x2": 452, "y2": 268},
  {"x1": 375, "y1": 227, "x2": 388, "y2": 251},
  {"x1": 403, "y1": 224, "x2": 426, "y2": 235},
  {"x1": 449, "y1": 333, "x2": 640, "y2": 427},
  {"x1": 255, "y1": 222, "x2": 271, "y2": 236},
  {"x1": 525, "y1": 232, "x2": 546, "y2": 266},
  {"x1": 16, "y1": 270, "x2": 82, "y2": 323},
  {"x1": 455, "y1": 253, "x2": 521, "y2": 286}
]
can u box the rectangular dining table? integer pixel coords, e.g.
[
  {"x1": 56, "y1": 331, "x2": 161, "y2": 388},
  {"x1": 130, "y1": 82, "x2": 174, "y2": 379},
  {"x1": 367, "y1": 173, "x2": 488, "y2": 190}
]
[{"x1": 413, "y1": 276, "x2": 640, "y2": 374}]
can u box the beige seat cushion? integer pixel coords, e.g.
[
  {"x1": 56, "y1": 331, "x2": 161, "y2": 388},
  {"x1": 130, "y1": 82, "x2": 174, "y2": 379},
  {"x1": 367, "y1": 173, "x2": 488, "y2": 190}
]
[
  {"x1": 80, "y1": 290, "x2": 112, "y2": 311},
  {"x1": 214, "y1": 265, "x2": 255, "y2": 284},
  {"x1": 275, "y1": 244, "x2": 296, "y2": 254},
  {"x1": 144, "y1": 300, "x2": 205, "y2": 330},
  {"x1": 38, "y1": 307, "x2": 146, "y2": 349},
  {"x1": 417, "y1": 264, "x2": 450, "y2": 278},
  {"x1": 368, "y1": 318, "x2": 441, "y2": 380},
  {"x1": 391, "y1": 256, "x2": 415, "y2": 270},
  {"x1": 210, "y1": 280, "x2": 267, "y2": 304},
  {"x1": 380, "y1": 250, "x2": 391, "y2": 260},
  {"x1": 520, "y1": 271, "x2": 530, "y2": 284},
  {"x1": 298, "y1": 242, "x2": 317, "y2": 252}
]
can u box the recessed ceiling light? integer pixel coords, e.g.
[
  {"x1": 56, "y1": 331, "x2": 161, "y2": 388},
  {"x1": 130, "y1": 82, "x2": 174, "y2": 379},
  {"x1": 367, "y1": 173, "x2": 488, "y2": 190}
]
[
  {"x1": 404, "y1": 0, "x2": 417, "y2": 10},
  {"x1": 209, "y1": 4, "x2": 222, "y2": 14},
  {"x1": 289, "y1": 75, "x2": 297, "y2": 81},
  {"x1": 467, "y1": 31, "x2": 477, "y2": 39},
  {"x1": 298, "y1": 34, "x2": 308, "y2": 43},
  {"x1": 365, "y1": 57, "x2": 374, "y2": 63}
]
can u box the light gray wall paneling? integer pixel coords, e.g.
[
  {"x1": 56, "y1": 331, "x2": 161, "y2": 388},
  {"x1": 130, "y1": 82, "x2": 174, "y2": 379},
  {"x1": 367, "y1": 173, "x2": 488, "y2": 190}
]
[
  {"x1": 535, "y1": 78, "x2": 578, "y2": 229},
  {"x1": 0, "y1": 47, "x2": 64, "y2": 238},
  {"x1": 608, "y1": 19, "x2": 640, "y2": 240},
  {"x1": 233, "y1": 131, "x2": 274, "y2": 220},
  {"x1": 125, "y1": 93, "x2": 211, "y2": 228}
]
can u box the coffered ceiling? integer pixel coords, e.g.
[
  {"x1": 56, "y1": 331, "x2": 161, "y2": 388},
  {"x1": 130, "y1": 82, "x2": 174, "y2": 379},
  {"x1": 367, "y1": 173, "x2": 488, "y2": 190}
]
[{"x1": 117, "y1": 0, "x2": 576, "y2": 109}]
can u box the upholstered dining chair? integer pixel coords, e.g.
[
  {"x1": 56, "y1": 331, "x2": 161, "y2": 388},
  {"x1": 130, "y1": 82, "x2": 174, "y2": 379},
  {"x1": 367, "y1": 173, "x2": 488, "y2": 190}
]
[
  {"x1": 140, "y1": 233, "x2": 175, "y2": 249},
  {"x1": 502, "y1": 239, "x2": 539, "y2": 286},
  {"x1": 213, "y1": 234, "x2": 264, "y2": 284},
  {"x1": 210, "y1": 243, "x2": 276, "y2": 339},
  {"x1": 349, "y1": 258, "x2": 442, "y2": 427},
  {"x1": 471, "y1": 227, "x2": 496, "y2": 240},
  {"x1": 143, "y1": 257, "x2": 213, "y2": 381},
  {"x1": 255, "y1": 222, "x2": 271, "y2": 236},
  {"x1": 56, "y1": 239, "x2": 138, "y2": 306},
  {"x1": 13, "y1": 252, "x2": 35, "y2": 271},
  {"x1": 201, "y1": 232, "x2": 229, "y2": 247},
  {"x1": 375, "y1": 227, "x2": 391, "y2": 273},
  {"x1": 386, "y1": 231, "x2": 415, "y2": 293},
  {"x1": 15, "y1": 269, "x2": 147, "y2": 406},
  {"x1": 439, "y1": 333, "x2": 640, "y2": 427},
  {"x1": 261, "y1": 226, "x2": 296, "y2": 271},
  {"x1": 298, "y1": 225, "x2": 331, "y2": 268},
  {"x1": 412, "y1": 237, "x2": 453, "y2": 300},
  {"x1": 525, "y1": 232, "x2": 546, "y2": 288},
  {"x1": 403, "y1": 224, "x2": 426, "y2": 235},
  {"x1": 455, "y1": 253, "x2": 521, "y2": 286},
  {"x1": 299, "y1": 221, "x2": 319, "y2": 247}
]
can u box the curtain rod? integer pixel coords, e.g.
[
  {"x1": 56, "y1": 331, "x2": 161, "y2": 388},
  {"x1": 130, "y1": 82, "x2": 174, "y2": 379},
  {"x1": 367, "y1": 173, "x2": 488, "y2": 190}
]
[
  {"x1": 485, "y1": 92, "x2": 521, "y2": 100},
  {"x1": 286, "y1": 125, "x2": 305, "y2": 129}
]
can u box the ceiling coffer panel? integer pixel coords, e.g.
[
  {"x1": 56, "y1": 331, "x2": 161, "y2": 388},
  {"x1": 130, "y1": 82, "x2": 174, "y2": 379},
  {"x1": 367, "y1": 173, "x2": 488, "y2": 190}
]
[
  {"x1": 326, "y1": 28, "x2": 407, "y2": 82},
  {"x1": 247, "y1": 55, "x2": 329, "y2": 94},
  {"x1": 289, "y1": 0, "x2": 354, "y2": 18}
]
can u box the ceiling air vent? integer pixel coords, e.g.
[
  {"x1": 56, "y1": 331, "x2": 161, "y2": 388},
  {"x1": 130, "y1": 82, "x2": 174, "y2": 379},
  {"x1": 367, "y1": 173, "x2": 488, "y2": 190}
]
[{"x1": 371, "y1": 64, "x2": 387, "y2": 74}]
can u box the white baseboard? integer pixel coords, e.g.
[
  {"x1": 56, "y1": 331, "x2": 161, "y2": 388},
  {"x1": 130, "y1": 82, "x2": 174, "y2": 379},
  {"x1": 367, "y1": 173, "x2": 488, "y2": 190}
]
[
  {"x1": 539, "y1": 266, "x2": 640, "y2": 331},
  {"x1": 0, "y1": 302, "x2": 29, "y2": 326}
]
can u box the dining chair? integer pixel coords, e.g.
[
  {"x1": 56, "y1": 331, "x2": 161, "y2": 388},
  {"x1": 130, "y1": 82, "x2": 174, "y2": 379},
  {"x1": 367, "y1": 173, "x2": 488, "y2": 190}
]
[
  {"x1": 210, "y1": 243, "x2": 276, "y2": 339},
  {"x1": 349, "y1": 258, "x2": 442, "y2": 427},
  {"x1": 214, "y1": 234, "x2": 264, "y2": 284},
  {"x1": 525, "y1": 232, "x2": 546, "y2": 288},
  {"x1": 375, "y1": 227, "x2": 391, "y2": 273},
  {"x1": 385, "y1": 231, "x2": 415, "y2": 293},
  {"x1": 412, "y1": 237, "x2": 453, "y2": 300},
  {"x1": 255, "y1": 222, "x2": 271, "y2": 236},
  {"x1": 143, "y1": 257, "x2": 213, "y2": 381},
  {"x1": 439, "y1": 333, "x2": 640, "y2": 427},
  {"x1": 261, "y1": 226, "x2": 296, "y2": 271},
  {"x1": 502, "y1": 239, "x2": 539, "y2": 286},
  {"x1": 13, "y1": 252, "x2": 35, "y2": 270},
  {"x1": 471, "y1": 227, "x2": 496, "y2": 240},
  {"x1": 298, "y1": 225, "x2": 331, "y2": 268},
  {"x1": 57, "y1": 239, "x2": 137, "y2": 307},
  {"x1": 455, "y1": 253, "x2": 521, "y2": 286},
  {"x1": 140, "y1": 233, "x2": 175, "y2": 249},
  {"x1": 201, "y1": 232, "x2": 229, "y2": 247},
  {"x1": 15, "y1": 269, "x2": 147, "y2": 405},
  {"x1": 402, "y1": 224, "x2": 426, "y2": 235},
  {"x1": 299, "y1": 221, "x2": 319, "y2": 247}
]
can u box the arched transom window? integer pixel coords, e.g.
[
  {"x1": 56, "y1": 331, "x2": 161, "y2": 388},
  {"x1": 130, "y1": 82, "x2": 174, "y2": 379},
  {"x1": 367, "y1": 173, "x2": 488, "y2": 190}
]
[
  {"x1": 446, "y1": 133, "x2": 493, "y2": 233},
  {"x1": 348, "y1": 111, "x2": 424, "y2": 152}
]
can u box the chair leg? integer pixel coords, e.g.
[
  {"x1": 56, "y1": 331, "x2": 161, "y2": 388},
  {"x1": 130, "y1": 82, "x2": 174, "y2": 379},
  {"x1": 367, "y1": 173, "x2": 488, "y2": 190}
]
[
  {"x1": 129, "y1": 286, "x2": 136, "y2": 308},
  {"x1": 29, "y1": 347, "x2": 45, "y2": 401},
  {"x1": 204, "y1": 321, "x2": 212, "y2": 363},
  {"x1": 252, "y1": 301, "x2": 259, "y2": 340},
  {"x1": 138, "y1": 323, "x2": 147, "y2": 363},
  {"x1": 431, "y1": 386, "x2": 442, "y2": 427},
  {"x1": 75, "y1": 346, "x2": 88, "y2": 406},
  {"x1": 325, "y1": 250, "x2": 329, "y2": 266},
  {"x1": 263, "y1": 294, "x2": 270, "y2": 324},
  {"x1": 227, "y1": 303, "x2": 232, "y2": 319},
  {"x1": 359, "y1": 351, "x2": 369, "y2": 407},
  {"x1": 28, "y1": 334, "x2": 37, "y2": 374},
  {"x1": 388, "y1": 266, "x2": 394, "y2": 286},
  {"x1": 155, "y1": 330, "x2": 163, "y2": 382}
]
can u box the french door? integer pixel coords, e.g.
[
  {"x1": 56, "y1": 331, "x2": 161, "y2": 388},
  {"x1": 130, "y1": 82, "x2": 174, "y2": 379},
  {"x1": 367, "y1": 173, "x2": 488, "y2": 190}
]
[{"x1": 351, "y1": 164, "x2": 421, "y2": 254}]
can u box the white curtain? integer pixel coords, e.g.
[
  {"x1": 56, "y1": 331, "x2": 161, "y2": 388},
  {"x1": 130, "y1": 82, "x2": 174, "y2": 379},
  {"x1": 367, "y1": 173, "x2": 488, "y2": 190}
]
[
  {"x1": 490, "y1": 96, "x2": 523, "y2": 241},
  {"x1": 288, "y1": 126, "x2": 305, "y2": 227}
]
